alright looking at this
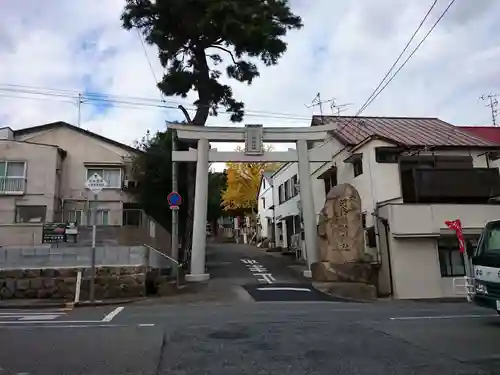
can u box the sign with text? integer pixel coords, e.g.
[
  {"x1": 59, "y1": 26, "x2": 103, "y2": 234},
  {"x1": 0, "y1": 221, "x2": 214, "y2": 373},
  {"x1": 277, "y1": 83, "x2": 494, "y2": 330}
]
[
  {"x1": 244, "y1": 124, "x2": 264, "y2": 155},
  {"x1": 42, "y1": 222, "x2": 78, "y2": 243},
  {"x1": 85, "y1": 173, "x2": 108, "y2": 194}
]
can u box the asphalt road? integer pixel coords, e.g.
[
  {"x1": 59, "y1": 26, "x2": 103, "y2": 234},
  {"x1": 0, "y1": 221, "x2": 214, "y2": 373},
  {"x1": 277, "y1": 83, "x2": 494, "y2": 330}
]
[
  {"x1": 206, "y1": 243, "x2": 335, "y2": 302},
  {"x1": 1, "y1": 244, "x2": 500, "y2": 374},
  {"x1": 0, "y1": 302, "x2": 499, "y2": 374}
]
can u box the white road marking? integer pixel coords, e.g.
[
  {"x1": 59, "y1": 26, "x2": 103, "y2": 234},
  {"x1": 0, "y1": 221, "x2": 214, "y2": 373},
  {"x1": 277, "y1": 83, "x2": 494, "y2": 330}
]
[
  {"x1": 0, "y1": 311, "x2": 66, "y2": 323},
  {"x1": 101, "y1": 306, "x2": 124, "y2": 322},
  {"x1": 257, "y1": 287, "x2": 312, "y2": 292},
  {"x1": 249, "y1": 265, "x2": 268, "y2": 273},
  {"x1": 0, "y1": 323, "x2": 155, "y2": 330},
  {"x1": 390, "y1": 314, "x2": 498, "y2": 321},
  {"x1": 253, "y1": 273, "x2": 276, "y2": 284},
  {"x1": 241, "y1": 259, "x2": 258, "y2": 264},
  {"x1": 0, "y1": 320, "x2": 98, "y2": 325},
  {"x1": 0, "y1": 308, "x2": 69, "y2": 313},
  {"x1": 0, "y1": 312, "x2": 66, "y2": 316},
  {"x1": 19, "y1": 315, "x2": 60, "y2": 321},
  {"x1": 241, "y1": 258, "x2": 276, "y2": 284}
]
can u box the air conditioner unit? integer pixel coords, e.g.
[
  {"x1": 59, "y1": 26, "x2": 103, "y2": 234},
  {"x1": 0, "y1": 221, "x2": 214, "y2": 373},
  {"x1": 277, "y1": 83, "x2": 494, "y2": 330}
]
[{"x1": 123, "y1": 180, "x2": 137, "y2": 189}]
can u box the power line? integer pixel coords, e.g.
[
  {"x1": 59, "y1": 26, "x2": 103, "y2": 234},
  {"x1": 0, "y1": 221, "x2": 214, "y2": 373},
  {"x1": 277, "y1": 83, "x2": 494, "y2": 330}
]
[
  {"x1": 135, "y1": 30, "x2": 165, "y2": 103},
  {"x1": 356, "y1": 0, "x2": 438, "y2": 115},
  {"x1": 319, "y1": 0, "x2": 458, "y2": 147},
  {"x1": 0, "y1": 86, "x2": 312, "y2": 121},
  {"x1": 357, "y1": 0, "x2": 458, "y2": 114}
]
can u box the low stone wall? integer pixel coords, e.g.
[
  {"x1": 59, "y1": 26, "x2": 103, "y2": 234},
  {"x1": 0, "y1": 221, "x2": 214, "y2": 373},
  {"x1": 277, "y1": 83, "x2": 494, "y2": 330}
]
[
  {"x1": 0, "y1": 266, "x2": 146, "y2": 300},
  {"x1": 0, "y1": 246, "x2": 147, "y2": 269}
]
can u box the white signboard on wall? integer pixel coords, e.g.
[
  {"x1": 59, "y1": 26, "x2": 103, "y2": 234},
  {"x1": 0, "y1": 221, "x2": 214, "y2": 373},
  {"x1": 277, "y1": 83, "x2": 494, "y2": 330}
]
[{"x1": 85, "y1": 173, "x2": 108, "y2": 194}]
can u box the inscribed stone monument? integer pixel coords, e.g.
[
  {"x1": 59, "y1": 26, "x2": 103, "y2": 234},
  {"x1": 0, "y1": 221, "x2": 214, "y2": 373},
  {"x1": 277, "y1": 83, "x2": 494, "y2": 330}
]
[{"x1": 312, "y1": 183, "x2": 377, "y2": 298}]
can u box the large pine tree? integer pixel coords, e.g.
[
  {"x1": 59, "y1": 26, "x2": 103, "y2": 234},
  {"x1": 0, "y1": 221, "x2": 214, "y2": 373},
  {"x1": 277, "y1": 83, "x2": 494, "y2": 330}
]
[{"x1": 122, "y1": 0, "x2": 302, "y2": 256}]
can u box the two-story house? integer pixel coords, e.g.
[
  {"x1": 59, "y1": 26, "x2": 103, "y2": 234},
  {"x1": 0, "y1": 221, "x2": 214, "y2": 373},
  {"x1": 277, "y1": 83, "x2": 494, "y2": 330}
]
[
  {"x1": 0, "y1": 121, "x2": 143, "y2": 246},
  {"x1": 310, "y1": 116, "x2": 500, "y2": 299},
  {"x1": 266, "y1": 116, "x2": 500, "y2": 299}
]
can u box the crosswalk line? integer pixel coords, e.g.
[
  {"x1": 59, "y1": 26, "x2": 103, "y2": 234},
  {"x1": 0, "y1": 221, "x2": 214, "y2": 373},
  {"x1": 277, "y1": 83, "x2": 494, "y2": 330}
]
[{"x1": 19, "y1": 314, "x2": 62, "y2": 321}]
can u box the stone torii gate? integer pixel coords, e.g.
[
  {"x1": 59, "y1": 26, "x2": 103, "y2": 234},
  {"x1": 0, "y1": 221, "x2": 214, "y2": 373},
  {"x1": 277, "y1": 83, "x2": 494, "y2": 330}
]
[{"x1": 170, "y1": 123, "x2": 335, "y2": 282}]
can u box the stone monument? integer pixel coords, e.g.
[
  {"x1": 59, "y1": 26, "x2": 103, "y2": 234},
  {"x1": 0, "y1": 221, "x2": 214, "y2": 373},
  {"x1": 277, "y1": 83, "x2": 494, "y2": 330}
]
[{"x1": 311, "y1": 183, "x2": 378, "y2": 300}]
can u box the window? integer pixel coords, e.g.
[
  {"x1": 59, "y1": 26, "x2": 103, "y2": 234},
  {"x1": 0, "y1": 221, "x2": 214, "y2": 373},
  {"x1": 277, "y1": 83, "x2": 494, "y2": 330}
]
[
  {"x1": 361, "y1": 213, "x2": 367, "y2": 228},
  {"x1": 86, "y1": 168, "x2": 121, "y2": 188},
  {"x1": 86, "y1": 209, "x2": 110, "y2": 225},
  {"x1": 375, "y1": 147, "x2": 401, "y2": 163},
  {"x1": 123, "y1": 203, "x2": 142, "y2": 226},
  {"x1": 67, "y1": 210, "x2": 83, "y2": 225},
  {"x1": 438, "y1": 236, "x2": 466, "y2": 277},
  {"x1": 353, "y1": 159, "x2": 363, "y2": 177},
  {"x1": 278, "y1": 185, "x2": 285, "y2": 204},
  {"x1": 284, "y1": 180, "x2": 291, "y2": 200},
  {"x1": 292, "y1": 175, "x2": 298, "y2": 196},
  {"x1": 261, "y1": 197, "x2": 265, "y2": 209},
  {"x1": 0, "y1": 161, "x2": 26, "y2": 193},
  {"x1": 15, "y1": 205, "x2": 47, "y2": 223},
  {"x1": 323, "y1": 172, "x2": 337, "y2": 195}
]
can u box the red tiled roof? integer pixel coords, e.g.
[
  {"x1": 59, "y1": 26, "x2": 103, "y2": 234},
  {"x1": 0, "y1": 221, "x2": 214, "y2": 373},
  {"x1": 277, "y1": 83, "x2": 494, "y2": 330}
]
[
  {"x1": 457, "y1": 126, "x2": 500, "y2": 145},
  {"x1": 312, "y1": 116, "x2": 496, "y2": 147}
]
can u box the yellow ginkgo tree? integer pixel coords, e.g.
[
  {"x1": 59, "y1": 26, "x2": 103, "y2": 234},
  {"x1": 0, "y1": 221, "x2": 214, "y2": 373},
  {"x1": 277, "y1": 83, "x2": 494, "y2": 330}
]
[{"x1": 221, "y1": 146, "x2": 279, "y2": 214}]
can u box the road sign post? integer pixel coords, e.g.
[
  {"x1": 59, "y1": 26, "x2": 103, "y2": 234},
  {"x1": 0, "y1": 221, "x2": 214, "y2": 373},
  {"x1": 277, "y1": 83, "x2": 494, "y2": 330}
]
[{"x1": 85, "y1": 173, "x2": 108, "y2": 302}]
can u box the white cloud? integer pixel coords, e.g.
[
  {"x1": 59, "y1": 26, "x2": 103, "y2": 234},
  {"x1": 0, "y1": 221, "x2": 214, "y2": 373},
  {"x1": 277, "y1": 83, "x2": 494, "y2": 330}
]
[{"x1": 1, "y1": 0, "x2": 499, "y2": 163}]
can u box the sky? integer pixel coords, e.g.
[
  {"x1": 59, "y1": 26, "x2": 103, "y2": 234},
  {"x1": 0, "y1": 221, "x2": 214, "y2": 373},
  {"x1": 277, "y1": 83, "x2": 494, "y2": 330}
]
[{"x1": 1, "y1": 0, "x2": 499, "y2": 168}]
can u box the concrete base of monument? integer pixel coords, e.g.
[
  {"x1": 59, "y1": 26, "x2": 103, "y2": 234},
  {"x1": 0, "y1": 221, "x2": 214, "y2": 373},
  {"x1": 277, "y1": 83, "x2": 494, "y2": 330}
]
[
  {"x1": 313, "y1": 281, "x2": 377, "y2": 301},
  {"x1": 185, "y1": 273, "x2": 210, "y2": 282}
]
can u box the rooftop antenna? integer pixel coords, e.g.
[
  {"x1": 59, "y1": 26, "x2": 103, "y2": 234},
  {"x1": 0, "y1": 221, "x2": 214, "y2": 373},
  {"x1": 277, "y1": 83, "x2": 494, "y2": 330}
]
[
  {"x1": 305, "y1": 93, "x2": 335, "y2": 123},
  {"x1": 329, "y1": 100, "x2": 353, "y2": 116},
  {"x1": 480, "y1": 93, "x2": 499, "y2": 126}
]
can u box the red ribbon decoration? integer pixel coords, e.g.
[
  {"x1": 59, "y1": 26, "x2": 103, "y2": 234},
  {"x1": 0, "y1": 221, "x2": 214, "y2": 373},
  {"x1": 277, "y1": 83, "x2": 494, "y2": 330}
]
[{"x1": 445, "y1": 219, "x2": 465, "y2": 254}]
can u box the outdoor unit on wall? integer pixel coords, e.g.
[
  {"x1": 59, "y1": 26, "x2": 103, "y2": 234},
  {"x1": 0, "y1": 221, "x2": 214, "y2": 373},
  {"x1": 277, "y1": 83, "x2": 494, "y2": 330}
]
[{"x1": 123, "y1": 179, "x2": 138, "y2": 190}]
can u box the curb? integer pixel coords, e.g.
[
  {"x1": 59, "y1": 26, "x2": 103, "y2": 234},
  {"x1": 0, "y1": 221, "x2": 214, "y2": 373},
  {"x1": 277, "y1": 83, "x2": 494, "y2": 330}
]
[{"x1": 73, "y1": 297, "x2": 147, "y2": 308}]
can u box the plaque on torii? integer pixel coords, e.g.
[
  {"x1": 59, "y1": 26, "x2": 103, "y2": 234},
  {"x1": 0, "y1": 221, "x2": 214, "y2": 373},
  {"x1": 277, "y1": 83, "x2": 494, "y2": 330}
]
[{"x1": 244, "y1": 124, "x2": 264, "y2": 155}]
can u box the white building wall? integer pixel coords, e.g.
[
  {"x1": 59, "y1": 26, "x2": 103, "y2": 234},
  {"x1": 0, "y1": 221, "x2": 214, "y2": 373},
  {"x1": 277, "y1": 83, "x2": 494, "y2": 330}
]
[
  {"x1": 257, "y1": 177, "x2": 274, "y2": 239},
  {"x1": 272, "y1": 163, "x2": 299, "y2": 249},
  {"x1": 273, "y1": 163, "x2": 300, "y2": 221}
]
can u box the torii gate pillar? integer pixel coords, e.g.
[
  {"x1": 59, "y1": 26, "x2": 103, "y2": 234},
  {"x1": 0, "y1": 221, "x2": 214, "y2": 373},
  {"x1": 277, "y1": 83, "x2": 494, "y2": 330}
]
[{"x1": 170, "y1": 124, "x2": 335, "y2": 281}]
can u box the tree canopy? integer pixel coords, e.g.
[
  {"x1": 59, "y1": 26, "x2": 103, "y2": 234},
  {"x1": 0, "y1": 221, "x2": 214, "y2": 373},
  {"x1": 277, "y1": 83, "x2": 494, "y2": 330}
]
[
  {"x1": 221, "y1": 147, "x2": 279, "y2": 213},
  {"x1": 121, "y1": 0, "x2": 303, "y2": 124},
  {"x1": 131, "y1": 128, "x2": 226, "y2": 236}
]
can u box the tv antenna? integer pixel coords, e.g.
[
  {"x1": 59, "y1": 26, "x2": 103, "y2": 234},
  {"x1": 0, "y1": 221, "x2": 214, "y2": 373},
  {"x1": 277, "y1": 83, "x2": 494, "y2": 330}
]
[{"x1": 479, "y1": 93, "x2": 499, "y2": 126}]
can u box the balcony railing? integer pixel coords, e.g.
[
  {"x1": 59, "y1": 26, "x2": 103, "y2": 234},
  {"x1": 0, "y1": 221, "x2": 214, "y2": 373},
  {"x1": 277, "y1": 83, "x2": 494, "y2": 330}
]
[
  {"x1": 401, "y1": 168, "x2": 500, "y2": 204},
  {"x1": 0, "y1": 177, "x2": 26, "y2": 194}
]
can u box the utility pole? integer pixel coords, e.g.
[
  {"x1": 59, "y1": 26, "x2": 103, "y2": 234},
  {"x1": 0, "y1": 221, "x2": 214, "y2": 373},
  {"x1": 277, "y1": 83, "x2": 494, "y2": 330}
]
[
  {"x1": 171, "y1": 131, "x2": 179, "y2": 274},
  {"x1": 480, "y1": 93, "x2": 499, "y2": 126},
  {"x1": 77, "y1": 93, "x2": 82, "y2": 128}
]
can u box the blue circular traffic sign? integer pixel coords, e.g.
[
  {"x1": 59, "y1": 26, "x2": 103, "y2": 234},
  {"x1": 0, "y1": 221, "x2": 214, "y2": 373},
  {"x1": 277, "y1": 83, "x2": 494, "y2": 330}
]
[{"x1": 167, "y1": 191, "x2": 182, "y2": 206}]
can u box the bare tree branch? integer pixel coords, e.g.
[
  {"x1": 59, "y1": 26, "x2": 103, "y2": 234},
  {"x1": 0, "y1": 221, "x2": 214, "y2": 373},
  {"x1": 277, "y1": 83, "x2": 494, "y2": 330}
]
[{"x1": 210, "y1": 45, "x2": 237, "y2": 64}]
